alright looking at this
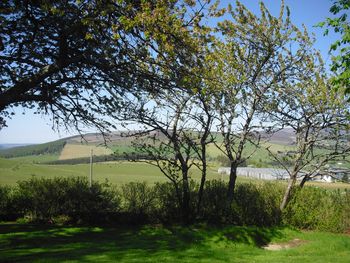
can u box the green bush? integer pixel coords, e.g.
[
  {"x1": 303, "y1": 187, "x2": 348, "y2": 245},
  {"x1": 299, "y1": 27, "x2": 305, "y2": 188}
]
[
  {"x1": 153, "y1": 182, "x2": 182, "y2": 223},
  {"x1": 199, "y1": 180, "x2": 230, "y2": 223},
  {"x1": 232, "y1": 182, "x2": 283, "y2": 226},
  {"x1": 0, "y1": 185, "x2": 19, "y2": 220},
  {"x1": 13, "y1": 177, "x2": 120, "y2": 223},
  {"x1": 1, "y1": 176, "x2": 349, "y2": 232},
  {"x1": 120, "y1": 182, "x2": 156, "y2": 223},
  {"x1": 283, "y1": 187, "x2": 349, "y2": 233}
]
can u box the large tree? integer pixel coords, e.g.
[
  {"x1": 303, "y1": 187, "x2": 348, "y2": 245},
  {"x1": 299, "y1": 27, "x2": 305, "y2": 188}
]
[{"x1": 0, "y1": 0, "x2": 204, "y2": 132}]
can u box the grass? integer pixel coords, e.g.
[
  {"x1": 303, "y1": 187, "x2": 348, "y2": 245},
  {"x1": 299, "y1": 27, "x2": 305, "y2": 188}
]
[
  {"x1": 1, "y1": 158, "x2": 350, "y2": 190},
  {"x1": 10, "y1": 154, "x2": 59, "y2": 163},
  {"x1": 207, "y1": 141, "x2": 296, "y2": 167},
  {"x1": 0, "y1": 224, "x2": 349, "y2": 262},
  {"x1": 0, "y1": 158, "x2": 223, "y2": 186}
]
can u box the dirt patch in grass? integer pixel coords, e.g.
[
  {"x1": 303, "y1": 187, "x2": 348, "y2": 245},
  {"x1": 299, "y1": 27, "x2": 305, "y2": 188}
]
[{"x1": 262, "y1": 238, "x2": 309, "y2": 251}]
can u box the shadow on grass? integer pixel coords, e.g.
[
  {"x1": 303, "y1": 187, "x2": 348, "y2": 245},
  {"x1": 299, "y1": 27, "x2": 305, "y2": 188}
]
[{"x1": 0, "y1": 223, "x2": 286, "y2": 262}]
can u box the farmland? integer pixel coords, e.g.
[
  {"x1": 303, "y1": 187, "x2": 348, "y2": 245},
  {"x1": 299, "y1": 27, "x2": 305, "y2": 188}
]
[
  {"x1": 0, "y1": 157, "x2": 223, "y2": 186},
  {"x1": 59, "y1": 144, "x2": 113, "y2": 160}
]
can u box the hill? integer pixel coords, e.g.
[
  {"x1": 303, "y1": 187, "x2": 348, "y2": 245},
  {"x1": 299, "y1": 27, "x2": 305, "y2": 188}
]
[
  {"x1": 0, "y1": 129, "x2": 297, "y2": 164},
  {"x1": 0, "y1": 140, "x2": 67, "y2": 159},
  {"x1": 0, "y1": 143, "x2": 34, "y2": 150}
]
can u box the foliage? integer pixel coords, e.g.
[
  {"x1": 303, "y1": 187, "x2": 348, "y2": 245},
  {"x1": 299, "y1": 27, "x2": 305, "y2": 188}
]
[
  {"x1": 152, "y1": 181, "x2": 182, "y2": 223},
  {"x1": 198, "y1": 179, "x2": 230, "y2": 223},
  {"x1": 263, "y1": 57, "x2": 350, "y2": 209},
  {"x1": 120, "y1": 182, "x2": 156, "y2": 223},
  {"x1": 0, "y1": 0, "x2": 205, "y2": 131},
  {"x1": 1, "y1": 177, "x2": 350, "y2": 232},
  {"x1": 0, "y1": 185, "x2": 17, "y2": 220},
  {"x1": 232, "y1": 183, "x2": 283, "y2": 227},
  {"x1": 206, "y1": 0, "x2": 318, "y2": 203},
  {"x1": 0, "y1": 140, "x2": 66, "y2": 158},
  {"x1": 44, "y1": 152, "x2": 150, "y2": 165},
  {"x1": 319, "y1": 0, "x2": 350, "y2": 93},
  {"x1": 283, "y1": 187, "x2": 350, "y2": 232},
  {"x1": 12, "y1": 177, "x2": 120, "y2": 223}
]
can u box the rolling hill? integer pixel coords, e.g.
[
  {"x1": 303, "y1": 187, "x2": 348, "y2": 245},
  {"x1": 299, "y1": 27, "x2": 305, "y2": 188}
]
[{"x1": 0, "y1": 129, "x2": 297, "y2": 164}]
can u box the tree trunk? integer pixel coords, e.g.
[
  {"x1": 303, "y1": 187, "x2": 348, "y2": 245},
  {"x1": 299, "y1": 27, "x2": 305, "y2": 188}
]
[
  {"x1": 182, "y1": 168, "x2": 191, "y2": 225},
  {"x1": 196, "y1": 157, "x2": 207, "y2": 217},
  {"x1": 299, "y1": 175, "x2": 308, "y2": 188},
  {"x1": 227, "y1": 162, "x2": 238, "y2": 205},
  {"x1": 280, "y1": 175, "x2": 297, "y2": 210}
]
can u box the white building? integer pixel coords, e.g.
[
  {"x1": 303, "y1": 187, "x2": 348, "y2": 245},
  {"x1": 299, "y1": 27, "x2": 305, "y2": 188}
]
[{"x1": 218, "y1": 167, "x2": 290, "y2": 180}]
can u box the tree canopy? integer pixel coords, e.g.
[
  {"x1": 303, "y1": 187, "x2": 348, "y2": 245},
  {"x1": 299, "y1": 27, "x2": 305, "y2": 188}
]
[
  {"x1": 319, "y1": 0, "x2": 350, "y2": 93},
  {"x1": 0, "y1": 0, "x2": 205, "y2": 132}
]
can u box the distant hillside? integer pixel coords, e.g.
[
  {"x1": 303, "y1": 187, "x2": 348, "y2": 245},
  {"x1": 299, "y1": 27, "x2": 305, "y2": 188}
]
[
  {"x1": 260, "y1": 128, "x2": 296, "y2": 145},
  {"x1": 0, "y1": 143, "x2": 34, "y2": 150},
  {"x1": 0, "y1": 140, "x2": 67, "y2": 158},
  {"x1": 0, "y1": 129, "x2": 297, "y2": 162}
]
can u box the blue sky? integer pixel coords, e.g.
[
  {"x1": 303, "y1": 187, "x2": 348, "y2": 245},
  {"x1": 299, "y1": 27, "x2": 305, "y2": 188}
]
[{"x1": 0, "y1": 0, "x2": 339, "y2": 144}]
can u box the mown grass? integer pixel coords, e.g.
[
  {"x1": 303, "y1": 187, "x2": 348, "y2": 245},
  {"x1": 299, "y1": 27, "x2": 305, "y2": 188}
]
[{"x1": 0, "y1": 224, "x2": 349, "y2": 262}]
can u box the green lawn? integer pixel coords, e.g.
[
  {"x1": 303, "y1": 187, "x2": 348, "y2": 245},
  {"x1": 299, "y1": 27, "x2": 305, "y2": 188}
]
[{"x1": 0, "y1": 224, "x2": 349, "y2": 262}]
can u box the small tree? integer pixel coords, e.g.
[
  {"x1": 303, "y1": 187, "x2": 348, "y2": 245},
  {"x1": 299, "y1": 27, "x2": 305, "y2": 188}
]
[
  {"x1": 263, "y1": 64, "x2": 350, "y2": 210},
  {"x1": 207, "y1": 1, "x2": 315, "y2": 203},
  {"x1": 118, "y1": 87, "x2": 214, "y2": 224}
]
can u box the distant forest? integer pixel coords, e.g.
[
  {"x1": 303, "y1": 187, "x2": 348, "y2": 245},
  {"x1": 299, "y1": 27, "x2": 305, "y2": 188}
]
[{"x1": 0, "y1": 140, "x2": 66, "y2": 158}]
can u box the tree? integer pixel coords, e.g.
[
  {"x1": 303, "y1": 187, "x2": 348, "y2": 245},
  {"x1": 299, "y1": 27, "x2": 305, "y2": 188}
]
[
  {"x1": 0, "y1": 0, "x2": 204, "y2": 132},
  {"x1": 207, "y1": 0, "x2": 315, "y2": 204},
  {"x1": 117, "y1": 86, "x2": 214, "y2": 224},
  {"x1": 263, "y1": 62, "x2": 350, "y2": 210},
  {"x1": 318, "y1": 0, "x2": 350, "y2": 93}
]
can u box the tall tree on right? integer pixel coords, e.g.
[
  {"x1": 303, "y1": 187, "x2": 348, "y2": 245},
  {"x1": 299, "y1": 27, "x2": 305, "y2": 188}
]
[{"x1": 318, "y1": 0, "x2": 350, "y2": 93}]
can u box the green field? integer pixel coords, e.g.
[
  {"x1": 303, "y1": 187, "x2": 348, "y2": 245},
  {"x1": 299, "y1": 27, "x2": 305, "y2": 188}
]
[
  {"x1": 0, "y1": 158, "x2": 224, "y2": 186},
  {"x1": 0, "y1": 224, "x2": 349, "y2": 262}
]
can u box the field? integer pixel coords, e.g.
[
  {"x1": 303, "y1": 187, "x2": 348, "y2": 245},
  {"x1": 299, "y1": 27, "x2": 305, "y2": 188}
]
[
  {"x1": 59, "y1": 144, "x2": 113, "y2": 160},
  {"x1": 1, "y1": 157, "x2": 350, "y2": 191},
  {"x1": 0, "y1": 158, "x2": 224, "y2": 186},
  {"x1": 0, "y1": 224, "x2": 349, "y2": 262}
]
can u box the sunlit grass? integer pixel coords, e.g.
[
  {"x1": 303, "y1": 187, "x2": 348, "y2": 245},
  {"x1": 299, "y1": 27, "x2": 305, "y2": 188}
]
[{"x1": 0, "y1": 224, "x2": 349, "y2": 262}]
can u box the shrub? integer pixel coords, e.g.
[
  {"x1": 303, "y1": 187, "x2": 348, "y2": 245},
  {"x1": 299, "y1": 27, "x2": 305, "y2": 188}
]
[
  {"x1": 152, "y1": 180, "x2": 200, "y2": 224},
  {"x1": 13, "y1": 177, "x2": 120, "y2": 223},
  {"x1": 232, "y1": 182, "x2": 283, "y2": 226},
  {"x1": 119, "y1": 182, "x2": 158, "y2": 224},
  {"x1": 0, "y1": 185, "x2": 20, "y2": 221},
  {"x1": 152, "y1": 182, "x2": 182, "y2": 224},
  {"x1": 283, "y1": 187, "x2": 349, "y2": 233},
  {"x1": 199, "y1": 180, "x2": 230, "y2": 223}
]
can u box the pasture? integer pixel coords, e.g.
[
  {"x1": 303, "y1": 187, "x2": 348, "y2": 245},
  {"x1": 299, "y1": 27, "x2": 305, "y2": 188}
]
[
  {"x1": 1, "y1": 158, "x2": 350, "y2": 190},
  {"x1": 0, "y1": 158, "x2": 222, "y2": 186}
]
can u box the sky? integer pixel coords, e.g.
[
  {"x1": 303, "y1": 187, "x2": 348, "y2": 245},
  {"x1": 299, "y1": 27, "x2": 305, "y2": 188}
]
[{"x1": 0, "y1": 0, "x2": 340, "y2": 144}]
